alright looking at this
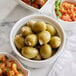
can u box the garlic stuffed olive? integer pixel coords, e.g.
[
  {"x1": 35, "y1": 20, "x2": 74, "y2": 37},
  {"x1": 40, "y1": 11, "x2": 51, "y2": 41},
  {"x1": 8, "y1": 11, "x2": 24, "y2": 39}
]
[
  {"x1": 25, "y1": 34, "x2": 37, "y2": 46},
  {"x1": 40, "y1": 44, "x2": 52, "y2": 59},
  {"x1": 34, "y1": 53, "x2": 41, "y2": 60},
  {"x1": 14, "y1": 34, "x2": 25, "y2": 50},
  {"x1": 38, "y1": 31, "x2": 51, "y2": 45},
  {"x1": 22, "y1": 46, "x2": 38, "y2": 59},
  {"x1": 50, "y1": 36, "x2": 61, "y2": 48},
  {"x1": 46, "y1": 24, "x2": 56, "y2": 36},
  {"x1": 27, "y1": 20, "x2": 36, "y2": 28},
  {"x1": 32, "y1": 21, "x2": 47, "y2": 33},
  {"x1": 21, "y1": 26, "x2": 32, "y2": 36}
]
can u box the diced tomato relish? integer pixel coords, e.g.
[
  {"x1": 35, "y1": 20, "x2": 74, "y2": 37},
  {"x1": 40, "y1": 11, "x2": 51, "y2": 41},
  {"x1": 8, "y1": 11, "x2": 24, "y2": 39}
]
[
  {"x1": 21, "y1": 0, "x2": 47, "y2": 9},
  {"x1": 0, "y1": 55, "x2": 24, "y2": 76},
  {"x1": 56, "y1": 1, "x2": 76, "y2": 22}
]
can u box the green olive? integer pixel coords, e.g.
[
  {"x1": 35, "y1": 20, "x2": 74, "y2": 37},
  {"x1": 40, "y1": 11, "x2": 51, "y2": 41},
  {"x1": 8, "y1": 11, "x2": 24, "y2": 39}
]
[
  {"x1": 38, "y1": 31, "x2": 51, "y2": 45},
  {"x1": 14, "y1": 34, "x2": 25, "y2": 50},
  {"x1": 25, "y1": 34, "x2": 37, "y2": 46},
  {"x1": 34, "y1": 54, "x2": 41, "y2": 60},
  {"x1": 22, "y1": 47, "x2": 38, "y2": 59},
  {"x1": 50, "y1": 36, "x2": 61, "y2": 48},
  {"x1": 27, "y1": 20, "x2": 36, "y2": 28},
  {"x1": 40, "y1": 44, "x2": 52, "y2": 59},
  {"x1": 32, "y1": 21, "x2": 47, "y2": 33},
  {"x1": 21, "y1": 26, "x2": 32, "y2": 36},
  {"x1": 46, "y1": 24, "x2": 56, "y2": 36}
]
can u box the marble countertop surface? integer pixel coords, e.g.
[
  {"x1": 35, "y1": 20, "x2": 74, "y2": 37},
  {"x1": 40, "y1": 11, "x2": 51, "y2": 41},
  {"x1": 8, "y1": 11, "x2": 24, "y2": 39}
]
[
  {"x1": 0, "y1": 0, "x2": 76, "y2": 76},
  {"x1": 0, "y1": 0, "x2": 17, "y2": 20}
]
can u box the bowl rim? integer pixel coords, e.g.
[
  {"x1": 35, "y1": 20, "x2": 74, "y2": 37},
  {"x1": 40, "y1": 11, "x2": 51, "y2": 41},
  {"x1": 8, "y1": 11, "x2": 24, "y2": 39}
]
[
  {"x1": 10, "y1": 14, "x2": 66, "y2": 63},
  {"x1": 0, "y1": 52, "x2": 30, "y2": 76},
  {"x1": 53, "y1": 0, "x2": 76, "y2": 23}
]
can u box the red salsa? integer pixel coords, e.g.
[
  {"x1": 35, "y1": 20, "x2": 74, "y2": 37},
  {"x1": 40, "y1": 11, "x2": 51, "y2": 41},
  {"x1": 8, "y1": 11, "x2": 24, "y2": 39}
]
[
  {"x1": 0, "y1": 55, "x2": 24, "y2": 76},
  {"x1": 56, "y1": 1, "x2": 76, "y2": 22},
  {"x1": 21, "y1": 0, "x2": 47, "y2": 9}
]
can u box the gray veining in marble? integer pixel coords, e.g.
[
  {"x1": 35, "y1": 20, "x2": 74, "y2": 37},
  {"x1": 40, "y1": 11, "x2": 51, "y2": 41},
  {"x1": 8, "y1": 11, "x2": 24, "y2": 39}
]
[{"x1": 0, "y1": 22, "x2": 16, "y2": 53}]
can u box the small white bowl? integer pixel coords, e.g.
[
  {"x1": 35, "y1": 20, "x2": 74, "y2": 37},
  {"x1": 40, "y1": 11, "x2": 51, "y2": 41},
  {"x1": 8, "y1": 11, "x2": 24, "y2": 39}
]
[
  {"x1": 0, "y1": 52, "x2": 30, "y2": 76},
  {"x1": 52, "y1": 0, "x2": 76, "y2": 23},
  {"x1": 10, "y1": 14, "x2": 66, "y2": 68},
  {"x1": 16, "y1": 0, "x2": 50, "y2": 12}
]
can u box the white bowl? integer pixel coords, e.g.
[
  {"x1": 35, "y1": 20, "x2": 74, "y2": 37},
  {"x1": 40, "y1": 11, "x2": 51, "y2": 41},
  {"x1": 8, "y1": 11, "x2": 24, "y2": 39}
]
[
  {"x1": 16, "y1": 0, "x2": 50, "y2": 12},
  {"x1": 10, "y1": 14, "x2": 66, "y2": 68},
  {"x1": 52, "y1": 0, "x2": 76, "y2": 23},
  {"x1": 0, "y1": 52, "x2": 30, "y2": 76}
]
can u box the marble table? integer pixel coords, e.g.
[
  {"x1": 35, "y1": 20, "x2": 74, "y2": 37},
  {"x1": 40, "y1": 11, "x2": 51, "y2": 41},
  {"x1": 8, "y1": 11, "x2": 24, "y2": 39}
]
[{"x1": 0, "y1": 0, "x2": 76, "y2": 76}]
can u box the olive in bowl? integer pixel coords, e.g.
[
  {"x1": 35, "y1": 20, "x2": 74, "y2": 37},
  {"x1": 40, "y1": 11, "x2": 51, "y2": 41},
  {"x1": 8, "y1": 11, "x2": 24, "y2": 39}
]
[{"x1": 10, "y1": 14, "x2": 65, "y2": 68}]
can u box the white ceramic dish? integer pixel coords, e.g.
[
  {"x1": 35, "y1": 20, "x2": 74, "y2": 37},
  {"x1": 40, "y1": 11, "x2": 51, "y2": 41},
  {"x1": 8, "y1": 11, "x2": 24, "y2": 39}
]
[
  {"x1": 10, "y1": 14, "x2": 66, "y2": 68},
  {"x1": 16, "y1": 0, "x2": 50, "y2": 12},
  {"x1": 0, "y1": 52, "x2": 30, "y2": 76},
  {"x1": 52, "y1": 0, "x2": 76, "y2": 23}
]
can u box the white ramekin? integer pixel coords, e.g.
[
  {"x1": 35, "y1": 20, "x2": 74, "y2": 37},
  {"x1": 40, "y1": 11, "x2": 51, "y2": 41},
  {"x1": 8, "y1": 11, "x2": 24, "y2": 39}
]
[
  {"x1": 52, "y1": 0, "x2": 76, "y2": 24},
  {"x1": 16, "y1": 0, "x2": 51, "y2": 12},
  {"x1": 10, "y1": 14, "x2": 66, "y2": 68}
]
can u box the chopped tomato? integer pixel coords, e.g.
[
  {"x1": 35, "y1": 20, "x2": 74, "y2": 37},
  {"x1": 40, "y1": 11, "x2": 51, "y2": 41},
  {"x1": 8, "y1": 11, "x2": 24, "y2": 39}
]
[
  {"x1": 34, "y1": 0, "x2": 40, "y2": 4},
  {"x1": 9, "y1": 70, "x2": 15, "y2": 76},
  {"x1": 70, "y1": 13, "x2": 76, "y2": 21},
  {"x1": 60, "y1": 7, "x2": 67, "y2": 14},
  {"x1": 61, "y1": 14, "x2": 72, "y2": 22},
  {"x1": 74, "y1": 7, "x2": 76, "y2": 11},
  {"x1": 39, "y1": 0, "x2": 47, "y2": 7},
  {"x1": 0, "y1": 63, "x2": 5, "y2": 69},
  {"x1": 22, "y1": 0, "x2": 30, "y2": 5},
  {"x1": 32, "y1": 4, "x2": 39, "y2": 8}
]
